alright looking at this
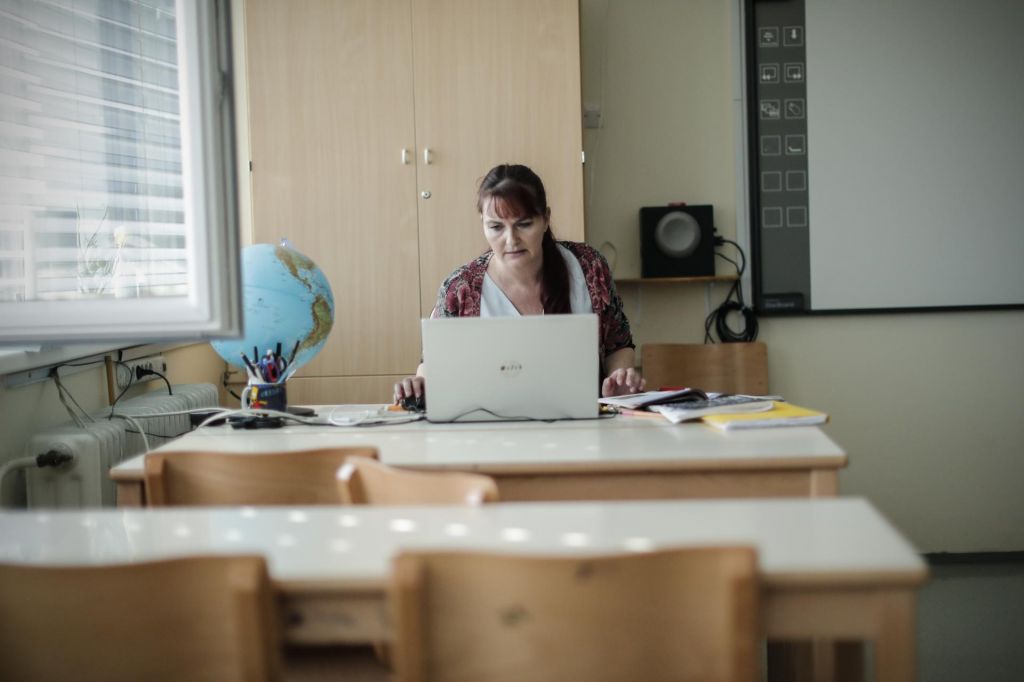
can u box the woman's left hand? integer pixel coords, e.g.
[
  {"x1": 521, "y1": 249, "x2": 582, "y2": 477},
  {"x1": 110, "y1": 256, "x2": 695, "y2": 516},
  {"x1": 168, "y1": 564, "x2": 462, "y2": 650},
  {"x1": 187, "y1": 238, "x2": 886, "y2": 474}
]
[{"x1": 601, "y1": 367, "x2": 646, "y2": 397}]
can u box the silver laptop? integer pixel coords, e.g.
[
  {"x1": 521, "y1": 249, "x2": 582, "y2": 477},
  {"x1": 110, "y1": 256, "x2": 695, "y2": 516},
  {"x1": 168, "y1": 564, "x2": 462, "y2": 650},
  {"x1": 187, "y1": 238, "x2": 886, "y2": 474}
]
[{"x1": 421, "y1": 314, "x2": 600, "y2": 422}]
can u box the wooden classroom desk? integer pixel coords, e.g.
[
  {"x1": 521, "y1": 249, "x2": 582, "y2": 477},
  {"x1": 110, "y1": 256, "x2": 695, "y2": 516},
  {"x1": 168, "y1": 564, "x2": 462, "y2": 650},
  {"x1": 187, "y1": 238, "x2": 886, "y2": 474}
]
[
  {"x1": 109, "y1": 407, "x2": 847, "y2": 506},
  {"x1": 0, "y1": 497, "x2": 926, "y2": 682}
]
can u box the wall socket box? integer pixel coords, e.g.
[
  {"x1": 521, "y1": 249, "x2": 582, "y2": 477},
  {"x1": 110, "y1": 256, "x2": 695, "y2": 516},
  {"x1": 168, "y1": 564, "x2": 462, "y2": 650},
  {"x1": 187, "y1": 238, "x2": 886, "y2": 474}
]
[{"x1": 114, "y1": 355, "x2": 168, "y2": 391}]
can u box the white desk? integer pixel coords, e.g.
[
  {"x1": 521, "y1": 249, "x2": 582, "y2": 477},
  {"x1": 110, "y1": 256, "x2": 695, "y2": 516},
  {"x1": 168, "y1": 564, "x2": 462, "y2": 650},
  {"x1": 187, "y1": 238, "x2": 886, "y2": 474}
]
[
  {"x1": 110, "y1": 409, "x2": 847, "y2": 506},
  {"x1": 0, "y1": 497, "x2": 925, "y2": 682}
]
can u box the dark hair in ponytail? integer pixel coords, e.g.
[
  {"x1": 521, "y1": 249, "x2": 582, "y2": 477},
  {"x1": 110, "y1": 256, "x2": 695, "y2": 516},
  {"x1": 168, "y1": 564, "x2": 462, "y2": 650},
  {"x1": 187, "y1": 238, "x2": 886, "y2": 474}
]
[{"x1": 477, "y1": 164, "x2": 570, "y2": 314}]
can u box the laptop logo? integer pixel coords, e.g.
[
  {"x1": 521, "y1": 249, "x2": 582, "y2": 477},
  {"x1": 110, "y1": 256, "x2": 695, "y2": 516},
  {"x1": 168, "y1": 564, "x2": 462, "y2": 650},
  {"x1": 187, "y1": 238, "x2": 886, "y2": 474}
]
[{"x1": 499, "y1": 361, "x2": 523, "y2": 378}]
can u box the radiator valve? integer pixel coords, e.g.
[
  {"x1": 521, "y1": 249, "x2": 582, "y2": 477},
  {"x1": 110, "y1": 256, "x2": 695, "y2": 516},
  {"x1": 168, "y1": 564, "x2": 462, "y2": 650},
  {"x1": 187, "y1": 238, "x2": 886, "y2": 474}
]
[{"x1": 35, "y1": 450, "x2": 74, "y2": 468}]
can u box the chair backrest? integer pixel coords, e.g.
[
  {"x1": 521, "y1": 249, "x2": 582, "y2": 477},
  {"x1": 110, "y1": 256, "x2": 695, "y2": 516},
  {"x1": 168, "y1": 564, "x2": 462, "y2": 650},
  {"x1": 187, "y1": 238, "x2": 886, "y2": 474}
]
[
  {"x1": 642, "y1": 342, "x2": 769, "y2": 394},
  {"x1": 145, "y1": 447, "x2": 378, "y2": 506},
  {"x1": 390, "y1": 547, "x2": 760, "y2": 682},
  {"x1": 337, "y1": 456, "x2": 499, "y2": 505},
  {"x1": 0, "y1": 555, "x2": 281, "y2": 682}
]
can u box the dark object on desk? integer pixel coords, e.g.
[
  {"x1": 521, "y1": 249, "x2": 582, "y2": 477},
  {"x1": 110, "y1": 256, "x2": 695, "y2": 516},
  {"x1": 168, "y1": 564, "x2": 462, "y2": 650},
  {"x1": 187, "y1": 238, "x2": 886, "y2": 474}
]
[
  {"x1": 287, "y1": 405, "x2": 316, "y2": 417},
  {"x1": 228, "y1": 414, "x2": 285, "y2": 429},
  {"x1": 189, "y1": 409, "x2": 228, "y2": 428},
  {"x1": 401, "y1": 394, "x2": 426, "y2": 413}
]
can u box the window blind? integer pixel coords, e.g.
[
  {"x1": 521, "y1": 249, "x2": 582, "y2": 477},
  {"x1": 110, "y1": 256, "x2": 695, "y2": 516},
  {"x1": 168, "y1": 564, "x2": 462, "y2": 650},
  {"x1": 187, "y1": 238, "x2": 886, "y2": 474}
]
[{"x1": 0, "y1": 0, "x2": 189, "y2": 303}]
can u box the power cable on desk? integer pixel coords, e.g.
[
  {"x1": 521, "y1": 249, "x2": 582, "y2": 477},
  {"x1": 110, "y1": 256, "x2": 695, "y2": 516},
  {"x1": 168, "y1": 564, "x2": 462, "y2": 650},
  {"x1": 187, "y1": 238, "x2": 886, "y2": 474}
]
[{"x1": 704, "y1": 236, "x2": 759, "y2": 344}]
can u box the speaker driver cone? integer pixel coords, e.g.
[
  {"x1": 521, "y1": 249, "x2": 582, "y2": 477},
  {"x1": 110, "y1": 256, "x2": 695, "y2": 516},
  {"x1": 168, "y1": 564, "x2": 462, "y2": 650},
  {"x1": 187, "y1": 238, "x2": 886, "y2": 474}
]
[{"x1": 654, "y1": 211, "x2": 701, "y2": 258}]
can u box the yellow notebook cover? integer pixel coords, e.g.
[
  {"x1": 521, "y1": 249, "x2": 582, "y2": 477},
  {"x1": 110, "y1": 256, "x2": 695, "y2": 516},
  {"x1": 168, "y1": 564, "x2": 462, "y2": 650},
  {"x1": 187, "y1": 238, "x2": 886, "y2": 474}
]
[{"x1": 702, "y1": 402, "x2": 828, "y2": 430}]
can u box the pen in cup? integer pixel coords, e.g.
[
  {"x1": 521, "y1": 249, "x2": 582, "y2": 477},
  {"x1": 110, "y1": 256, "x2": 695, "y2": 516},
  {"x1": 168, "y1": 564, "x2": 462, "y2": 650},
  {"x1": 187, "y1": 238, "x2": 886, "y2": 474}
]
[
  {"x1": 260, "y1": 349, "x2": 280, "y2": 383},
  {"x1": 279, "y1": 339, "x2": 302, "y2": 382},
  {"x1": 240, "y1": 351, "x2": 261, "y2": 382}
]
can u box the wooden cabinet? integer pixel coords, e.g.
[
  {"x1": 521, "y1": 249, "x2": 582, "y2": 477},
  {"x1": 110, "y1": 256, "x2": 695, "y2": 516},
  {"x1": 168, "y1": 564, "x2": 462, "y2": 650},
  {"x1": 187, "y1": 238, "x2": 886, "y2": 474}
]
[
  {"x1": 244, "y1": 0, "x2": 583, "y2": 403},
  {"x1": 410, "y1": 0, "x2": 585, "y2": 313}
]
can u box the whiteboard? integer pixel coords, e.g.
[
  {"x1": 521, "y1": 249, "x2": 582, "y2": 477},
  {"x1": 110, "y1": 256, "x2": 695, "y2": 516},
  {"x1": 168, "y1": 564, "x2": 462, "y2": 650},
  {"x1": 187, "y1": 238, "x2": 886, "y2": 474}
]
[{"x1": 789, "y1": 0, "x2": 1024, "y2": 311}]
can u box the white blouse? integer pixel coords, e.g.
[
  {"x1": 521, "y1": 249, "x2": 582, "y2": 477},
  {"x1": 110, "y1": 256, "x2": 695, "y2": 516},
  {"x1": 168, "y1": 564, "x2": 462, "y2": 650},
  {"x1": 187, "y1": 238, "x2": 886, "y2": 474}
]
[{"x1": 480, "y1": 244, "x2": 593, "y2": 316}]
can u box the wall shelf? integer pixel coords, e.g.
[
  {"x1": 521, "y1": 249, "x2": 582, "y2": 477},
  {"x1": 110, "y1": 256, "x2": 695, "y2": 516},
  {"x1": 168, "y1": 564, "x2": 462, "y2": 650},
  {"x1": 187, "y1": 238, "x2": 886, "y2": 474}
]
[{"x1": 615, "y1": 275, "x2": 738, "y2": 285}]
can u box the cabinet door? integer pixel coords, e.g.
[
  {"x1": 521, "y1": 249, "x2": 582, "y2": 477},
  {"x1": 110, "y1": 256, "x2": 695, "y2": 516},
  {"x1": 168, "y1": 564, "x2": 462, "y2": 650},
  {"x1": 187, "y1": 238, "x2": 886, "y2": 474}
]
[
  {"x1": 412, "y1": 0, "x2": 585, "y2": 314},
  {"x1": 245, "y1": 0, "x2": 422, "y2": 378}
]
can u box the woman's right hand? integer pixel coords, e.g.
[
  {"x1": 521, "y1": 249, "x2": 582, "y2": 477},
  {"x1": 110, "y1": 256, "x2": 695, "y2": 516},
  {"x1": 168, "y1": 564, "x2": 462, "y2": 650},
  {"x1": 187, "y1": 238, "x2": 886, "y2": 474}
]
[{"x1": 393, "y1": 375, "x2": 426, "y2": 404}]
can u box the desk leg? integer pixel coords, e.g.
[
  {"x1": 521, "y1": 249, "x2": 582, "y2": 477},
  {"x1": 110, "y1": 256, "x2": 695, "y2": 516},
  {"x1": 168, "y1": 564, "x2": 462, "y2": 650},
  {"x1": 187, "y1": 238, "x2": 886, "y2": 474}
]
[
  {"x1": 809, "y1": 469, "x2": 838, "y2": 497},
  {"x1": 766, "y1": 642, "x2": 812, "y2": 681},
  {"x1": 767, "y1": 640, "x2": 863, "y2": 682},
  {"x1": 833, "y1": 642, "x2": 865, "y2": 682},
  {"x1": 116, "y1": 481, "x2": 145, "y2": 507},
  {"x1": 874, "y1": 591, "x2": 916, "y2": 682},
  {"x1": 767, "y1": 588, "x2": 917, "y2": 682}
]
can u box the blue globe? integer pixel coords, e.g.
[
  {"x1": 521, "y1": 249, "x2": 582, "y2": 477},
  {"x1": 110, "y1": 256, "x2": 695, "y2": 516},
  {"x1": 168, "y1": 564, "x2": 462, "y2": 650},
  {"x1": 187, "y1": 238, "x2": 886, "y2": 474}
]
[{"x1": 211, "y1": 241, "x2": 334, "y2": 378}]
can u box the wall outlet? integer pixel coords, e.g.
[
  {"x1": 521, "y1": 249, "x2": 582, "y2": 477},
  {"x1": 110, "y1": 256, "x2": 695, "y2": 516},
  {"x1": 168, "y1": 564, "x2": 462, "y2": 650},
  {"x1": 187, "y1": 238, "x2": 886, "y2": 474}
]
[{"x1": 114, "y1": 355, "x2": 168, "y2": 391}]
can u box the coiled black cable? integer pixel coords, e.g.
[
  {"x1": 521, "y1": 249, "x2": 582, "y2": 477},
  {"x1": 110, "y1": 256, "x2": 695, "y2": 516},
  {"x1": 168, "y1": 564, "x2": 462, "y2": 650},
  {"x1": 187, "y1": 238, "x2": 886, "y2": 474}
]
[{"x1": 704, "y1": 237, "x2": 759, "y2": 343}]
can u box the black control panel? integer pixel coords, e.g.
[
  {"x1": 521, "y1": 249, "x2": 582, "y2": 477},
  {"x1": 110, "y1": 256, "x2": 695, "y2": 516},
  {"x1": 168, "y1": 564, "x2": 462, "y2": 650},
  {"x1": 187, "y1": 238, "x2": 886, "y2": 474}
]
[{"x1": 748, "y1": 0, "x2": 811, "y2": 313}]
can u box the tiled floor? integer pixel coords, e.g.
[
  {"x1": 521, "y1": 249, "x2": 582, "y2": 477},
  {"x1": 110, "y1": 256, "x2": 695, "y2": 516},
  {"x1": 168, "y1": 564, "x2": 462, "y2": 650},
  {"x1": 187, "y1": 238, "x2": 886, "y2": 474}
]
[{"x1": 917, "y1": 556, "x2": 1024, "y2": 681}]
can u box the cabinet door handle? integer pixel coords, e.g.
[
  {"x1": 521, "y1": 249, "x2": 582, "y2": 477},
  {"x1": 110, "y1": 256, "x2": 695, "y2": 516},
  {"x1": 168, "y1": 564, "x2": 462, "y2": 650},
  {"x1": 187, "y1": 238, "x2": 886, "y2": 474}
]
[
  {"x1": 401, "y1": 148, "x2": 410, "y2": 165},
  {"x1": 423, "y1": 148, "x2": 433, "y2": 165}
]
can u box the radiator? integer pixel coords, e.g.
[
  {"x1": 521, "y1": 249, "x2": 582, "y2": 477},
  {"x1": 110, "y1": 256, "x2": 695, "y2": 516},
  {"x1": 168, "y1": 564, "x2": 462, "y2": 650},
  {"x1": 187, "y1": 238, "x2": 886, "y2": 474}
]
[{"x1": 24, "y1": 383, "x2": 218, "y2": 508}]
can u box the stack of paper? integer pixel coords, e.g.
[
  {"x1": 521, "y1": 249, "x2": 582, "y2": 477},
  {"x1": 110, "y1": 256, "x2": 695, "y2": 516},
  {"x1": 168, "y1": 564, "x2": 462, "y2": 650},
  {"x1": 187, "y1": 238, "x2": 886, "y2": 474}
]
[
  {"x1": 598, "y1": 388, "x2": 709, "y2": 410},
  {"x1": 649, "y1": 396, "x2": 774, "y2": 424},
  {"x1": 701, "y1": 402, "x2": 828, "y2": 430},
  {"x1": 600, "y1": 389, "x2": 776, "y2": 423}
]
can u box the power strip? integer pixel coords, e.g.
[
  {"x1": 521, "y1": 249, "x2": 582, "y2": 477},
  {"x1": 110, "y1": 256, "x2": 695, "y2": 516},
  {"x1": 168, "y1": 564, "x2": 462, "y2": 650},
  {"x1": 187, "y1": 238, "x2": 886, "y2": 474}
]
[{"x1": 114, "y1": 355, "x2": 168, "y2": 391}]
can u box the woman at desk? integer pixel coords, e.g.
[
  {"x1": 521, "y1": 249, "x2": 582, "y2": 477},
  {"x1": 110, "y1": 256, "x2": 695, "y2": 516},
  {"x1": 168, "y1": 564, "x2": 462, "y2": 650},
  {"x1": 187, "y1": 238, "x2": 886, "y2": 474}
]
[{"x1": 395, "y1": 163, "x2": 645, "y2": 403}]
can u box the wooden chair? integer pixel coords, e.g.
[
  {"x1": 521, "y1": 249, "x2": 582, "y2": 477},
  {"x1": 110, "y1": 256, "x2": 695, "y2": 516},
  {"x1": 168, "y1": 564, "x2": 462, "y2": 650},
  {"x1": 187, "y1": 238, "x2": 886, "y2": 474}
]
[
  {"x1": 642, "y1": 342, "x2": 769, "y2": 394},
  {"x1": 339, "y1": 456, "x2": 500, "y2": 671},
  {"x1": 337, "y1": 456, "x2": 499, "y2": 505},
  {"x1": 0, "y1": 555, "x2": 280, "y2": 682},
  {"x1": 391, "y1": 547, "x2": 760, "y2": 682},
  {"x1": 145, "y1": 447, "x2": 377, "y2": 506}
]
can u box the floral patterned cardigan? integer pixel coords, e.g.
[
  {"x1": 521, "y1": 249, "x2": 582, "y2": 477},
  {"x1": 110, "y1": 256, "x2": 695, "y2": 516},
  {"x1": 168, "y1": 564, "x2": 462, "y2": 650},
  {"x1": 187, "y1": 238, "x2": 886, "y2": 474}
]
[{"x1": 431, "y1": 240, "x2": 635, "y2": 363}]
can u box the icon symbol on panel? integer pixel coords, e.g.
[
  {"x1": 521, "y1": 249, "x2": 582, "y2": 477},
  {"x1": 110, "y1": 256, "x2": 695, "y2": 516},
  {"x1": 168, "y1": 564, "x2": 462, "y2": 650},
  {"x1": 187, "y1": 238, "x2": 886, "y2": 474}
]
[
  {"x1": 760, "y1": 100, "x2": 781, "y2": 120},
  {"x1": 784, "y1": 63, "x2": 804, "y2": 83},
  {"x1": 760, "y1": 64, "x2": 779, "y2": 84},
  {"x1": 785, "y1": 134, "x2": 806, "y2": 155},
  {"x1": 759, "y1": 27, "x2": 779, "y2": 48},
  {"x1": 784, "y1": 99, "x2": 805, "y2": 119},
  {"x1": 783, "y1": 26, "x2": 804, "y2": 47},
  {"x1": 761, "y1": 135, "x2": 782, "y2": 156}
]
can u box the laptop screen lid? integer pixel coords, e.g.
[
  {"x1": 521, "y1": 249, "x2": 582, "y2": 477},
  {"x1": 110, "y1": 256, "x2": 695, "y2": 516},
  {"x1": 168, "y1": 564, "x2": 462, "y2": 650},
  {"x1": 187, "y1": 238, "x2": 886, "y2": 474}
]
[{"x1": 421, "y1": 314, "x2": 600, "y2": 422}]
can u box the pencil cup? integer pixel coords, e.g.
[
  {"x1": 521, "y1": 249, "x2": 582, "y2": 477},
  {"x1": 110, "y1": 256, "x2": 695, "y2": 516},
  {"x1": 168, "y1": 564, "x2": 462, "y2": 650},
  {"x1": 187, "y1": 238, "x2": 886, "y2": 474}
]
[{"x1": 242, "y1": 382, "x2": 287, "y2": 412}]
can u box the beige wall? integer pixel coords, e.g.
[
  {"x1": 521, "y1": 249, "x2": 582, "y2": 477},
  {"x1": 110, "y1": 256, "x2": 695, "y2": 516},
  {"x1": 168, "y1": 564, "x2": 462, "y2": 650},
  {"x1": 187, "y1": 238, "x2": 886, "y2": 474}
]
[
  {"x1": 583, "y1": 0, "x2": 1024, "y2": 552},
  {"x1": 582, "y1": 0, "x2": 738, "y2": 271}
]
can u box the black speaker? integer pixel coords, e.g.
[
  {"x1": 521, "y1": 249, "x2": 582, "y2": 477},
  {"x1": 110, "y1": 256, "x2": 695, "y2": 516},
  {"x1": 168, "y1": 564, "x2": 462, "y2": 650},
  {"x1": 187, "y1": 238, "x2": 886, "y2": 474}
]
[{"x1": 640, "y1": 204, "x2": 715, "y2": 278}]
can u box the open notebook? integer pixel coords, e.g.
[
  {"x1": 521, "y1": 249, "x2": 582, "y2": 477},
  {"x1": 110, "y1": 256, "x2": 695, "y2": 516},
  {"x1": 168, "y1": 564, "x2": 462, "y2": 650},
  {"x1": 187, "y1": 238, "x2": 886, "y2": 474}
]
[{"x1": 421, "y1": 314, "x2": 600, "y2": 422}]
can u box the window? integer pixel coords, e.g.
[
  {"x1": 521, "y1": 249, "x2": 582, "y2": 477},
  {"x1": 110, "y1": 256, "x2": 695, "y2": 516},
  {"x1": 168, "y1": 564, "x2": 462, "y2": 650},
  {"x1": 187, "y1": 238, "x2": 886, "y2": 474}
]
[{"x1": 0, "y1": 0, "x2": 240, "y2": 343}]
